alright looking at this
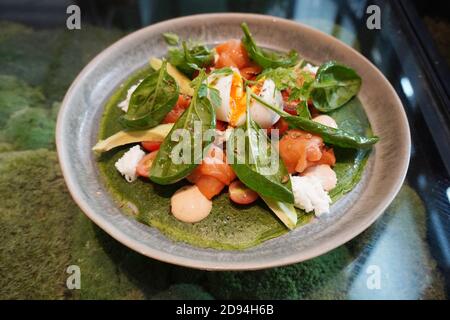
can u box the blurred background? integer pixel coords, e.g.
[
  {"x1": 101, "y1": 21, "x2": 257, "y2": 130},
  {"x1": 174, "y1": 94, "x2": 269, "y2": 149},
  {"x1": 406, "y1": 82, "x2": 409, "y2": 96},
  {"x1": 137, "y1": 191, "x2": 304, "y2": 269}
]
[{"x1": 0, "y1": 0, "x2": 449, "y2": 300}]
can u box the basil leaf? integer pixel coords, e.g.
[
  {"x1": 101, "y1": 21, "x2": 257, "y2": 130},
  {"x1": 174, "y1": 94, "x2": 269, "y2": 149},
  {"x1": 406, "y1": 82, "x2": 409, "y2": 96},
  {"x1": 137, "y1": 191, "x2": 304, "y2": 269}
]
[
  {"x1": 228, "y1": 87, "x2": 294, "y2": 204},
  {"x1": 241, "y1": 23, "x2": 298, "y2": 69},
  {"x1": 168, "y1": 41, "x2": 214, "y2": 77},
  {"x1": 149, "y1": 70, "x2": 216, "y2": 185},
  {"x1": 163, "y1": 32, "x2": 179, "y2": 45},
  {"x1": 251, "y1": 93, "x2": 379, "y2": 149},
  {"x1": 120, "y1": 61, "x2": 179, "y2": 130},
  {"x1": 310, "y1": 61, "x2": 362, "y2": 112}
]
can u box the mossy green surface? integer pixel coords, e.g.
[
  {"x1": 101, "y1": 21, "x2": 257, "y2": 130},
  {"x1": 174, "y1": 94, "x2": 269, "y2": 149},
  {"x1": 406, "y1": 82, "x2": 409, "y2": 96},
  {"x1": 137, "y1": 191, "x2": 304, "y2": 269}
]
[
  {"x1": 0, "y1": 75, "x2": 46, "y2": 128},
  {"x1": 0, "y1": 21, "x2": 446, "y2": 300},
  {"x1": 0, "y1": 28, "x2": 63, "y2": 87},
  {"x1": 0, "y1": 150, "x2": 75, "y2": 299},
  {"x1": 206, "y1": 246, "x2": 352, "y2": 299},
  {"x1": 0, "y1": 142, "x2": 14, "y2": 153},
  {"x1": 151, "y1": 284, "x2": 214, "y2": 300},
  {"x1": 0, "y1": 21, "x2": 32, "y2": 42},
  {"x1": 3, "y1": 107, "x2": 56, "y2": 150},
  {"x1": 41, "y1": 25, "x2": 124, "y2": 102},
  {"x1": 70, "y1": 213, "x2": 154, "y2": 300}
]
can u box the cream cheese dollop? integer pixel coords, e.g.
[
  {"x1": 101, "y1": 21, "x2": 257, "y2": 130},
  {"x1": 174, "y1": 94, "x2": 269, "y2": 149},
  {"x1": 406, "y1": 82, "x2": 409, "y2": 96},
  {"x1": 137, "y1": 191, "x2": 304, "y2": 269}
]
[{"x1": 171, "y1": 185, "x2": 212, "y2": 223}]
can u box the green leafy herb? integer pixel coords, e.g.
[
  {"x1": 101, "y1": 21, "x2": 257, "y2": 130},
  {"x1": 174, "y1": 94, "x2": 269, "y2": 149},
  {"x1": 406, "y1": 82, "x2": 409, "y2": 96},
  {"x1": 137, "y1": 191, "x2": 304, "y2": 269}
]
[
  {"x1": 206, "y1": 86, "x2": 222, "y2": 109},
  {"x1": 257, "y1": 65, "x2": 314, "y2": 104},
  {"x1": 195, "y1": 75, "x2": 222, "y2": 110},
  {"x1": 149, "y1": 70, "x2": 216, "y2": 184},
  {"x1": 211, "y1": 67, "x2": 234, "y2": 76},
  {"x1": 204, "y1": 68, "x2": 232, "y2": 110},
  {"x1": 162, "y1": 32, "x2": 179, "y2": 45},
  {"x1": 288, "y1": 70, "x2": 315, "y2": 102},
  {"x1": 259, "y1": 61, "x2": 362, "y2": 114},
  {"x1": 296, "y1": 101, "x2": 311, "y2": 119},
  {"x1": 120, "y1": 61, "x2": 179, "y2": 130},
  {"x1": 257, "y1": 67, "x2": 298, "y2": 90},
  {"x1": 228, "y1": 87, "x2": 294, "y2": 203},
  {"x1": 241, "y1": 23, "x2": 298, "y2": 69},
  {"x1": 168, "y1": 41, "x2": 214, "y2": 77},
  {"x1": 310, "y1": 61, "x2": 361, "y2": 112},
  {"x1": 251, "y1": 93, "x2": 378, "y2": 149}
]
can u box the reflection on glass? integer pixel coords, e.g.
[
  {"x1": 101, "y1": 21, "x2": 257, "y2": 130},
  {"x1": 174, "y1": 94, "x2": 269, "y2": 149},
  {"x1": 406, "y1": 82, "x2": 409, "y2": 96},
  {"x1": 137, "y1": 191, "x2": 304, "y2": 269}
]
[
  {"x1": 400, "y1": 77, "x2": 414, "y2": 98},
  {"x1": 371, "y1": 48, "x2": 382, "y2": 64},
  {"x1": 292, "y1": 0, "x2": 363, "y2": 48},
  {"x1": 348, "y1": 206, "x2": 430, "y2": 299}
]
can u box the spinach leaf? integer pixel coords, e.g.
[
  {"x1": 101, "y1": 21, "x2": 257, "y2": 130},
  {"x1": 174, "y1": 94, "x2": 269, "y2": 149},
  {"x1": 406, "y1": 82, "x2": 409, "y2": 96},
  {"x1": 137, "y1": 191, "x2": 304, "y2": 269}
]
[
  {"x1": 228, "y1": 87, "x2": 294, "y2": 203},
  {"x1": 120, "y1": 61, "x2": 179, "y2": 130},
  {"x1": 296, "y1": 101, "x2": 311, "y2": 119},
  {"x1": 162, "y1": 32, "x2": 179, "y2": 45},
  {"x1": 330, "y1": 148, "x2": 369, "y2": 200},
  {"x1": 168, "y1": 41, "x2": 214, "y2": 77},
  {"x1": 251, "y1": 93, "x2": 378, "y2": 149},
  {"x1": 326, "y1": 98, "x2": 373, "y2": 200},
  {"x1": 149, "y1": 70, "x2": 216, "y2": 184},
  {"x1": 255, "y1": 61, "x2": 361, "y2": 115},
  {"x1": 241, "y1": 23, "x2": 298, "y2": 69},
  {"x1": 310, "y1": 61, "x2": 361, "y2": 112}
]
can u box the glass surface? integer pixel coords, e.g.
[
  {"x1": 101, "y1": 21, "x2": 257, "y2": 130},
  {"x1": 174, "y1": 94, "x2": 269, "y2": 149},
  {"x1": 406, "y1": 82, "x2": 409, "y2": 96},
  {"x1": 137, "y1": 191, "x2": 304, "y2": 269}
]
[{"x1": 0, "y1": 0, "x2": 448, "y2": 299}]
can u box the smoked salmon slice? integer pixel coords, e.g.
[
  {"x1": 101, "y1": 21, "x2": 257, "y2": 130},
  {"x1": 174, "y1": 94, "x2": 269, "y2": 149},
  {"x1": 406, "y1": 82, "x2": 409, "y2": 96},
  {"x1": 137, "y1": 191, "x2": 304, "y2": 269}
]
[
  {"x1": 279, "y1": 129, "x2": 335, "y2": 174},
  {"x1": 215, "y1": 40, "x2": 250, "y2": 69},
  {"x1": 187, "y1": 145, "x2": 237, "y2": 199}
]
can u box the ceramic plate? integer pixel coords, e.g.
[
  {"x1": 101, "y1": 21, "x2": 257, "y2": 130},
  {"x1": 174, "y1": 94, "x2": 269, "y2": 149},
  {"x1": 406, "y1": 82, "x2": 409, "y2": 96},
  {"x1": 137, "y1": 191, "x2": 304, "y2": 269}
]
[{"x1": 56, "y1": 13, "x2": 410, "y2": 270}]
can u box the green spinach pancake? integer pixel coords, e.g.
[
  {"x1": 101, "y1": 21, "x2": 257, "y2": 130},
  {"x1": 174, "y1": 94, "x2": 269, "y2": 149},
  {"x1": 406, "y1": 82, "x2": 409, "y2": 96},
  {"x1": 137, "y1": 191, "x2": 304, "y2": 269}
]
[{"x1": 94, "y1": 23, "x2": 377, "y2": 250}]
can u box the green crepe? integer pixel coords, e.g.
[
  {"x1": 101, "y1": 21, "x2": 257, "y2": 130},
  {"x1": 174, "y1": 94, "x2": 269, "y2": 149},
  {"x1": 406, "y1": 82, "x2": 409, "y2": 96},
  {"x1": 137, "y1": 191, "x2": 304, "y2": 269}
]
[{"x1": 97, "y1": 67, "x2": 373, "y2": 250}]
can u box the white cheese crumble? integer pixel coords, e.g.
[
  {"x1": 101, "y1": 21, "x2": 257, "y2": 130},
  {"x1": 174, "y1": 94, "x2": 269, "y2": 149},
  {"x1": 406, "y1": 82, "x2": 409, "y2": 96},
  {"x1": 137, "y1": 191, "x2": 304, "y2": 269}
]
[
  {"x1": 117, "y1": 80, "x2": 143, "y2": 112},
  {"x1": 291, "y1": 175, "x2": 331, "y2": 217},
  {"x1": 303, "y1": 63, "x2": 319, "y2": 75},
  {"x1": 114, "y1": 145, "x2": 145, "y2": 182}
]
